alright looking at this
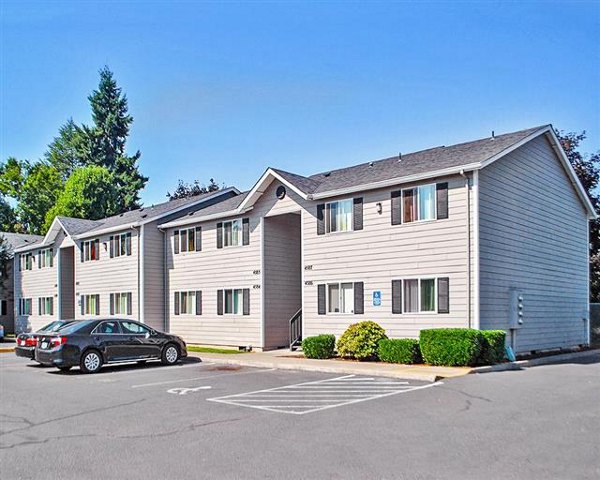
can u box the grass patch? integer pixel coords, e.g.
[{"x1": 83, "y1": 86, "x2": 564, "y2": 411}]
[{"x1": 187, "y1": 345, "x2": 247, "y2": 354}]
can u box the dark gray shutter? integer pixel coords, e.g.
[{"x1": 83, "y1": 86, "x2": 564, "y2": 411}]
[
  {"x1": 391, "y1": 191, "x2": 402, "y2": 225},
  {"x1": 242, "y1": 218, "x2": 250, "y2": 246},
  {"x1": 174, "y1": 292, "x2": 180, "y2": 315},
  {"x1": 392, "y1": 280, "x2": 402, "y2": 314},
  {"x1": 217, "y1": 290, "x2": 224, "y2": 315},
  {"x1": 317, "y1": 284, "x2": 326, "y2": 315},
  {"x1": 110, "y1": 293, "x2": 115, "y2": 315},
  {"x1": 95, "y1": 295, "x2": 100, "y2": 314},
  {"x1": 95, "y1": 240, "x2": 100, "y2": 260},
  {"x1": 174, "y1": 231, "x2": 179, "y2": 254},
  {"x1": 81, "y1": 295, "x2": 85, "y2": 316},
  {"x1": 438, "y1": 277, "x2": 450, "y2": 314},
  {"x1": 1, "y1": 301, "x2": 6, "y2": 316},
  {"x1": 353, "y1": 198, "x2": 363, "y2": 231},
  {"x1": 436, "y1": 183, "x2": 448, "y2": 219},
  {"x1": 126, "y1": 233, "x2": 132, "y2": 256},
  {"x1": 216, "y1": 223, "x2": 223, "y2": 249},
  {"x1": 196, "y1": 291, "x2": 202, "y2": 315},
  {"x1": 195, "y1": 227, "x2": 202, "y2": 251},
  {"x1": 38, "y1": 298, "x2": 42, "y2": 315},
  {"x1": 50, "y1": 298, "x2": 54, "y2": 316},
  {"x1": 354, "y1": 282, "x2": 364, "y2": 314},
  {"x1": 80, "y1": 243, "x2": 85, "y2": 262},
  {"x1": 38, "y1": 251, "x2": 41, "y2": 269},
  {"x1": 109, "y1": 236, "x2": 114, "y2": 258},
  {"x1": 49, "y1": 250, "x2": 53, "y2": 267},
  {"x1": 127, "y1": 293, "x2": 132, "y2": 315},
  {"x1": 316, "y1": 204, "x2": 325, "y2": 235},
  {"x1": 242, "y1": 288, "x2": 250, "y2": 315}
]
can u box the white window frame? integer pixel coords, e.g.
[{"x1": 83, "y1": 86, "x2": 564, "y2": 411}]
[
  {"x1": 400, "y1": 276, "x2": 437, "y2": 314},
  {"x1": 112, "y1": 292, "x2": 132, "y2": 315},
  {"x1": 83, "y1": 294, "x2": 100, "y2": 315},
  {"x1": 223, "y1": 288, "x2": 243, "y2": 315},
  {"x1": 113, "y1": 233, "x2": 132, "y2": 258},
  {"x1": 401, "y1": 183, "x2": 437, "y2": 224},
  {"x1": 20, "y1": 253, "x2": 33, "y2": 271},
  {"x1": 82, "y1": 239, "x2": 100, "y2": 262},
  {"x1": 40, "y1": 297, "x2": 53, "y2": 316},
  {"x1": 177, "y1": 228, "x2": 198, "y2": 253},
  {"x1": 326, "y1": 282, "x2": 355, "y2": 314},
  {"x1": 325, "y1": 199, "x2": 354, "y2": 234},
  {"x1": 223, "y1": 220, "x2": 243, "y2": 248},
  {"x1": 39, "y1": 248, "x2": 53, "y2": 268},
  {"x1": 176, "y1": 291, "x2": 198, "y2": 315},
  {"x1": 18, "y1": 298, "x2": 32, "y2": 316}
]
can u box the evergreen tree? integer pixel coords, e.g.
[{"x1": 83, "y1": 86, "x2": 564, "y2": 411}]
[
  {"x1": 85, "y1": 67, "x2": 147, "y2": 210},
  {"x1": 44, "y1": 118, "x2": 86, "y2": 181},
  {"x1": 167, "y1": 178, "x2": 222, "y2": 200}
]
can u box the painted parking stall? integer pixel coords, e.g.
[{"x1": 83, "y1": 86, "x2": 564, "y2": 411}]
[{"x1": 208, "y1": 374, "x2": 441, "y2": 414}]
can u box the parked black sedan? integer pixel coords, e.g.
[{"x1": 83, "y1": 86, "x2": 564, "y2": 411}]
[
  {"x1": 34, "y1": 319, "x2": 188, "y2": 373},
  {"x1": 15, "y1": 320, "x2": 78, "y2": 360}
]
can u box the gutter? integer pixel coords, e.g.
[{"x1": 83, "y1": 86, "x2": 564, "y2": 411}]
[
  {"x1": 159, "y1": 227, "x2": 169, "y2": 332},
  {"x1": 159, "y1": 206, "x2": 255, "y2": 229}
]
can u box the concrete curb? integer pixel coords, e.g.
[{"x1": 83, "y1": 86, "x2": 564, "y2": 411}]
[
  {"x1": 472, "y1": 349, "x2": 600, "y2": 373},
  {"x1": 189, "y1": 352, "x2": 461, "y2": 382}
]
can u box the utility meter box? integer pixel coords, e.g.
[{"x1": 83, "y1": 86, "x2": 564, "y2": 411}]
[{"x1": 509, "y1": 288, "x2": 524, "y2": 329}]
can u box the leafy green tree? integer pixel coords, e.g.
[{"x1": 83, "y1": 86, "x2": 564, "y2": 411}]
[
  {"x1": 0, "y1": 157, "x2": 26, "y2": 199},
  {"x1": 18, "y1": 163, "x2": 64, "y2": 235},
  {"x1": 0, "y1": 235, "x2": 11, "y2": 294},
  {"x1": 555, "y1": 129, "x2": 600, "y2": 301},
  {"x1": 0, "y1": 199, "x2": 17, "y2": 232},
  {"x1": 85, "y1": 67, "x2": 147, "y2": 210},
  {"x1": 44, "y1": 165, "x2": 119, "y2": 231},
  {"x1": 167, "y1": 178, "x2": 222, "y2": 200},
  {"x1": 44, "y1": 118, "x2": 86, "y2": 181}
]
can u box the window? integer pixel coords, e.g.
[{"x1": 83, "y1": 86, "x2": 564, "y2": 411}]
[
  {"x1": 327, "y1": 282, "x2": 354, "y2": 313},
  {"x1": 82, "y1": 294, "x2": 100, "y2": 315},
  {"x1": 325, "y1": 199, "x2": 353, "y2": 233},
  {"x1": 224, "y1": 289, "x2": 243, "y2": 314},
  {"x1": 38, "y1": 249, "x2": 53, "y2": 268},
  {"x1": 224, "y1": 220, "x2": 242, "y2": 247},
  {"x1": 39, "y1": 297, "x2": 54, "y2": 316},
  {"x1": 110, "y1": 233, "x2": 132, "y2": 258},
  {"x1": 174, "y1": 227, "x2": 201, "y2": 254},
  {"x1": 110, "y1": 292, "x2": 132, "y2": 315},
  {"x1": 82, "y1": 239, "x2": 100, "y2": 262},
  {"x1": 20, "y1": 253, "x2": 33, "y2": 271},
  {"x1": 93, "y1": 321, "x2": 121, "y2": 334},
  {"x1": 402, "y1": 184, "x2": 436, "y2": 223},
  {"x1": 174, "y1": 291, "x2": 201, "y2": 315},
  {"x1": 393, "y1": 277, "x2": 448, "y2": 314},
  {"x1": 0, "y1": 300, "x2": 6, "y2": 316},
  {"x1": 18, "y1": 298, "x2": 32, "y2": 316},
  {"x1": 121, "y1": 321, "x2": 151, "y2": 335}
]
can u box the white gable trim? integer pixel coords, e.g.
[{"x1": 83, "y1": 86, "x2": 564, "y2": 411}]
[
  {"x1": 236, "y1": 169, "x2": 310, "y2": 212},
  {"x1": 14, "y1": 217, "x2": 71, "y2": 253}
]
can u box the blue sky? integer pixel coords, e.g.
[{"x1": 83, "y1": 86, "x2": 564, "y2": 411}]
[{"x1": 2, "y1": 1, "x2": 599, "y2": 205}]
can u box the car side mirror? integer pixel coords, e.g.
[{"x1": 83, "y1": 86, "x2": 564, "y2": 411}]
[{"x1": 145, "y1": 332, "x2": 151, "y2": 339}]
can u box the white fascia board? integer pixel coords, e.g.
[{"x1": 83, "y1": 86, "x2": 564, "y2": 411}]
[
  {"x1": 236, "y1": 169, "x2": 309, "y2": 212},
  {"x1": 14, "y1": 216, "x2": 68, "y2": 253},
  {"x1": 158, "y1": 207, "x2": 255, "y2": 229},
  {"x1": 73, "y1": 187, "x2": 242, "y2": 240},
  {"x1": 309, "y1": 163, "x2": 481, "y2": 200},
  {"x1": 13, "y1": 240, "x2": 55, "y2": 254}
]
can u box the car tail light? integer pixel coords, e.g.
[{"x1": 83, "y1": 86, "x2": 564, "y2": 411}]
[
  {"x1": 24, "y1": 337, "x2": 38, "y2": 347},
  {"x1": 50, "y1": 337, "x2": 68, "y2": 348}
]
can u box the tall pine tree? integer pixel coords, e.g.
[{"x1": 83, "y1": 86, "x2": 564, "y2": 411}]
[{"x1": 85, "y1": 67, "x2": 147, "y2": 211}]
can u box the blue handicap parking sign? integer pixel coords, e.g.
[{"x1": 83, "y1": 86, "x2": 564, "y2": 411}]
[{"x1": 373, "y1": 291, "x2": 382, "y2": 306}]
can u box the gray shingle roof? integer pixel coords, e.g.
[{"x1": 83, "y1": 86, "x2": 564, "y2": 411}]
[
  {"x1": 177, "y1": 192, "x2": 249, "y2": 221},
  {"x1": 0, "y1": 232, "x2": 44, "y2": 254},
  {"x1": 274, "y1": 125, "x2": 548, "y2": 195},
  {"x1": 56, "y1": 217, "x2": 104, "y2": 236}
]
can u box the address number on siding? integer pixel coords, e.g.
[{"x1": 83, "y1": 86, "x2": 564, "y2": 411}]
[
  {"x1": 253, "y1": 269, "x2": 261, "y2": 275},
  {"x1": 253, "y1": 285, "x2": 261, "y2": 289},
  {"x1": 304, "y1": 265, "x2": 313, "y2": 270},
  {"x1": 304, "y1": 281, "x2": 313, "y2": 286}
]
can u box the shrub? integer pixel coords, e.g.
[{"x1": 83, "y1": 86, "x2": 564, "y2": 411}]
[
  {"x1": 337, "y1": 321, "x2": 388, "y2": 360},
  {"x1": 478, "y1": 330, "x2": 506, "y2": 365},
  {"x1": 419, "y1": 328, "x2": 482, "y2": 366},
  {"x1": 378, "y1": 338, "x2": 422, "y2": 364},
  {"x1": 302, "y1": 334, "x2": 336, "y2": 359}
]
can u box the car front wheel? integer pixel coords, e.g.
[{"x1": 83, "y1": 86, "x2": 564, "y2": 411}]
[
  {"x1": 80, "y1": 350, "x2": 103, "y2": 374},
  {"x1": 161, "y1": 344, "x2": 179, "y2": 365}
]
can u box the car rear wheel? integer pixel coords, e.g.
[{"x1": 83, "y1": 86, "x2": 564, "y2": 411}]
[
  {"x1": 161, "y1": 344, "x2": 179, "y2": 365},
  {"x1": 80, "y1": 350, "x2": 103, "y2": 374}
]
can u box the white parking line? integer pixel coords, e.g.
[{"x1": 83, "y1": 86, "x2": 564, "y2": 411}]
[
  {"x1": 131, "y1": 367, "x2": 276, "y2": 389},
  {"x1": 208, "y1": 375, "x2": 442, "y2": 415}
]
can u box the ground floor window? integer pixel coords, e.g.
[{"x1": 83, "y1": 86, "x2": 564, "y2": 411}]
[
  {"x1": 328, "y1": 283, "x2": 354, "y2": 313},
  {"x1": 217, "y1": 288, "x2": 250, "y2": 316},
  {"x1": 392, "y1": 277, "x2": 449, "y2": 314},
  {"x1": 18, "y1": 298, "x2": 32, "y2": 316},
  {"x1": 0, "y1": 300, "x2": 7, "y2": 316},
  {"x1": 174, "y1": 291, "x2": 202, "y2": 315},
  {"x1": 81, "y1": 294, "x2": 100, "y2": 315},
  {"x1": 110, "y1": 292, "x2": 132, "y2": 316},
  {"x1": 39, "y1": 297, "x2": 54, "y2": 316}
]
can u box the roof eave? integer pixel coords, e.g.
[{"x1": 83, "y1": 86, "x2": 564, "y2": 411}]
[
  {"x1": 158, "y1": 206, "x2": 255, "y2": 229},
  {"x1": 13, "y1": 240, "x2": 55, "y2": 254},
  {"x1": 236, "y1": 168, "x2": 310, "y2": 211}
]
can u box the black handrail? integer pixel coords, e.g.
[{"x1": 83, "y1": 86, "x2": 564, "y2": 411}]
[{"x1": 289, "y1": 308, "x2": 302, "y2": 351}]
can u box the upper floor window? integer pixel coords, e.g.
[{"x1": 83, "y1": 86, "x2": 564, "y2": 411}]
[
  {"x1": 38, "y1": 248, "x2": 53, "y2": 268},
  {"x1": 81, "y1": 239, "x2": 100, "y2": 262},
  {"x1": 326, "y1": 199, "x2": 353, "y2": 233},
  {"x1": 224, "y1": 220, "x2": 242, "y2": 247},
  {"x1": 174, "y1": 227, "x2": 201, "y2": 254},
  {"x1": 403, "y1": 184, "x2": 436, "y2": 223},
  {"x1": 110, "y1": 233, "x2": 132, "y2": 258},
  {"x1": 20, "y1": 253, "x2": 33, "y2": 271}
]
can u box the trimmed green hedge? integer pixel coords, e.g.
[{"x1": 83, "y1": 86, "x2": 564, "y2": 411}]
[
  {"x1": 478, "y1": 330, "x2": 506, "y2": 365},
  {"x1": 378, "y1": 338, "x2": 422, "y2": 364},
  {"x1": 337, "y1": 321, "x2": 388, "y2": 360},
  {"x1": 419, "y1": 329, "x2": 482, "y2": 366},
  {"x1": 302, "y1": 334, "x2": 336, "y2": 359}
]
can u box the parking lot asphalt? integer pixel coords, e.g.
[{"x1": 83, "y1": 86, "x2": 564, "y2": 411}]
[{"x1": 1, "y1": 352, "x2": 600, "y2": 480}]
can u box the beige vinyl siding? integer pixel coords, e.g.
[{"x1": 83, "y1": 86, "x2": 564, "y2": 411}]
[
  {"x1": 303, "y1": 175, "x2": 471, "y2": 339},
  {"x1": 75, "y1": 229, "x2": 139, "y2": 319},
  {"x1": 478, "y1": 134, "x2": 589, "y2": 352},
  {"x1": 142, "y1": 222, "x2": 166, "y2": 330},
  {"x1": 1, "y1": 263, "x2": 15, "y2": 334},
  {"x1": 263, "y1": 213, "x2": 302, "y2": 349}
]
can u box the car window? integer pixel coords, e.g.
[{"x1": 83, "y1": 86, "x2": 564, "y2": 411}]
[
  {"x1": 57, "y1": 321, "x2": 93, "y2": 335},
  {"x1": 40, "y1": 321, "x2": 60, "y2": 332},
  {"x1": 120, "y1": 321, "x2": 150, "y2": 335},
  {"x1": 94, "y1": 322, "x2": 122, "y2": 334}
]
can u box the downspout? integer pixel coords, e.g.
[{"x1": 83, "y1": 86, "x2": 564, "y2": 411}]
[
  {"x1": 460, "y1": 169, "x2": 472, "y2": 329},
  {"x1": 159, "y1": 227, "x2": 168, "y2": 332},
  {"x1": 134, "y1": 226, "x2": 143, "y2": 323},
  {"x1": 472, "y1": 170, "x2": 480, "y2": 331}
]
